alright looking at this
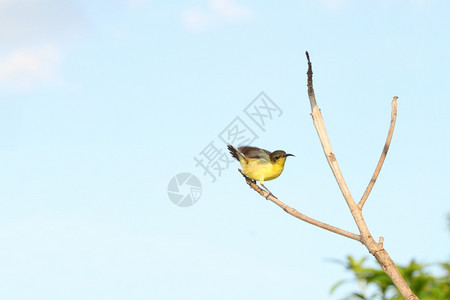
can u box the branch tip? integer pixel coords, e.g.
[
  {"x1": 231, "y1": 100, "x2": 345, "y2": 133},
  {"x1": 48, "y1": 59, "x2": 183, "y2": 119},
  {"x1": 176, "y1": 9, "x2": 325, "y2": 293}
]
[{"x1": 358, "y1": 97, "x2": 398, "y2": 209}]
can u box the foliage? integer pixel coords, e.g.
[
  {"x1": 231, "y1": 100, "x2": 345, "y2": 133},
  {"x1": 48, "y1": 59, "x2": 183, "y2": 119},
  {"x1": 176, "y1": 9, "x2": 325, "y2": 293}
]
[{"x1": 331, "y1": 256, "x2": 450, "y2": 300}]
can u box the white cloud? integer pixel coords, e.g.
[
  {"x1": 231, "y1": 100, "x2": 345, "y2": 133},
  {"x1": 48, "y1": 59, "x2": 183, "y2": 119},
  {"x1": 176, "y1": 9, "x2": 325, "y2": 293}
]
[
  {"x1": 211, "y1": 0, "x2": 253, "y2": 19},
  {"x1": 182, "y1": 0, "x2": 254, "y2": 32},
  {"x1": 127, "y1": 0, "x2": 149, "y2": 9},
  {"x1": 316, "y1": 0, "x2": 352, "y2": 11},
  {"x1": 314, "y1": 0, "x2": 429, "y2": 11},
  {"x1": 0, "y1": 45, "x2": 62, "y2": 89},
  {"x1": 0, "y1": 0, "x2": 85, "y2": 45},
  {"x1": 0, "y1": 0, "x2": 85, "y2": 90}
]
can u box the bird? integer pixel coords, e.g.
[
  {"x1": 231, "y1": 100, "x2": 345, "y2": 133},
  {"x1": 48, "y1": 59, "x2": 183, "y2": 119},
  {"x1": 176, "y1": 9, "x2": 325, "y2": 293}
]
[{"x1": 227, "y1": 144, "x2": 294, "y2": 198}]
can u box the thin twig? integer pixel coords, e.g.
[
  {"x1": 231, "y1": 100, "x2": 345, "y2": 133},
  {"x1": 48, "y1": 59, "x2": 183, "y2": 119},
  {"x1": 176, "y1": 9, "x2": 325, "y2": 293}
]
[
  {"x1": 238, "y1": 170, "x2": 362, "y2": 242},
  {"x1": 358, "y1": 97, "x2": 398, "y2": 209}
]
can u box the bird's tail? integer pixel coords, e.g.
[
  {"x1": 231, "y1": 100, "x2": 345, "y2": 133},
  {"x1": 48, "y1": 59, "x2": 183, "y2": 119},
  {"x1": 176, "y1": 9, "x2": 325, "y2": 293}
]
[{"x1": 227, "y1": 144, "x2": 240, "y2": 161}]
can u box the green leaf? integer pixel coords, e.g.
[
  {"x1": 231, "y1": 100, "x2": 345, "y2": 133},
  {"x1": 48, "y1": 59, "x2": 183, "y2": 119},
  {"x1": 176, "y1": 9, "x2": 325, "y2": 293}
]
[{"x1": 330, "y1": 279, "x2": 347, "y2": 294}]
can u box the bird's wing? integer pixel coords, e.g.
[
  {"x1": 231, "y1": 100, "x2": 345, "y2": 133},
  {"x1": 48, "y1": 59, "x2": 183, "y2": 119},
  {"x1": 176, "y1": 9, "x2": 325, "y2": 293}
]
[{"x1": 238, "y1": 146, "x2": 271, "y2": 162}]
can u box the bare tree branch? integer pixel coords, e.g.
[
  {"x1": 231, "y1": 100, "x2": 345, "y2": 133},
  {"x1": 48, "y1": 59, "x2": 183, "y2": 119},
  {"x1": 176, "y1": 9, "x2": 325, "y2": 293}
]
[
  {"x1": 238, "y1": 170, "x2": 362, "y2": 242},
  {"x1": 305, "y1": 51, "x2": 418, "y2": 300},
  {"x1": 306, "y1": 52, "x2": 357, "y2": 215},
  {"x1": 358, "y1": 97, "x2": 398, "y2": 209}
]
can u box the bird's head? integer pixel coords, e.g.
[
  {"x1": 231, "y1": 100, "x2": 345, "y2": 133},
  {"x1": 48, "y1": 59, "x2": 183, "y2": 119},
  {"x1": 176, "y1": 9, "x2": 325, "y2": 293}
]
[{"x1": 270, "y1": 150, "x2": 295, "y2": 164}]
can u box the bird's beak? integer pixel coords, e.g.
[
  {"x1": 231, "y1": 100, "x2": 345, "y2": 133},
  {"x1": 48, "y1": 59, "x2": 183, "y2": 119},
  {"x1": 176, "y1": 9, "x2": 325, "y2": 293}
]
[{"x1": 284, "y1": 153, "x2": 295, "y2": 157}]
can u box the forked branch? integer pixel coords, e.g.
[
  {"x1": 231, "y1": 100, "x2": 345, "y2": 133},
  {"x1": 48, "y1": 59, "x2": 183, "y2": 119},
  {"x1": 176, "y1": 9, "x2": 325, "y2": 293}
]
[{"x1": 305, "y1": 51, "x2": 418, "y2": 300}]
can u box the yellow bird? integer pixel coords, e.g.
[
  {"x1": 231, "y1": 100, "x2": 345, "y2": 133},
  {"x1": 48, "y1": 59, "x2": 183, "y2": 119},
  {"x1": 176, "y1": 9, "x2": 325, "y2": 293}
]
[{"x1": 227, "y1": 144, "x2": 294, "y2": 197}]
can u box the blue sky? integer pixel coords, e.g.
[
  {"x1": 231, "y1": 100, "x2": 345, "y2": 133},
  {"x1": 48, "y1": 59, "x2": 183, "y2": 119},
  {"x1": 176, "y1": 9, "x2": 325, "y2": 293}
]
[{"x1": 0, "y1": 0, "x2": 449, "y2": 299}]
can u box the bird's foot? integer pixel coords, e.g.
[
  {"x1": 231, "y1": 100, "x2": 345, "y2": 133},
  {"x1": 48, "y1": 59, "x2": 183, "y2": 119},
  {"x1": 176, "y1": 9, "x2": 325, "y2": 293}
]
[
  {"x1": 265, "y1": 192, "x2": 276, "y2": 200},
  {"x1": 260, "y1": 183, "x2": 276, "y2": 200}
]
